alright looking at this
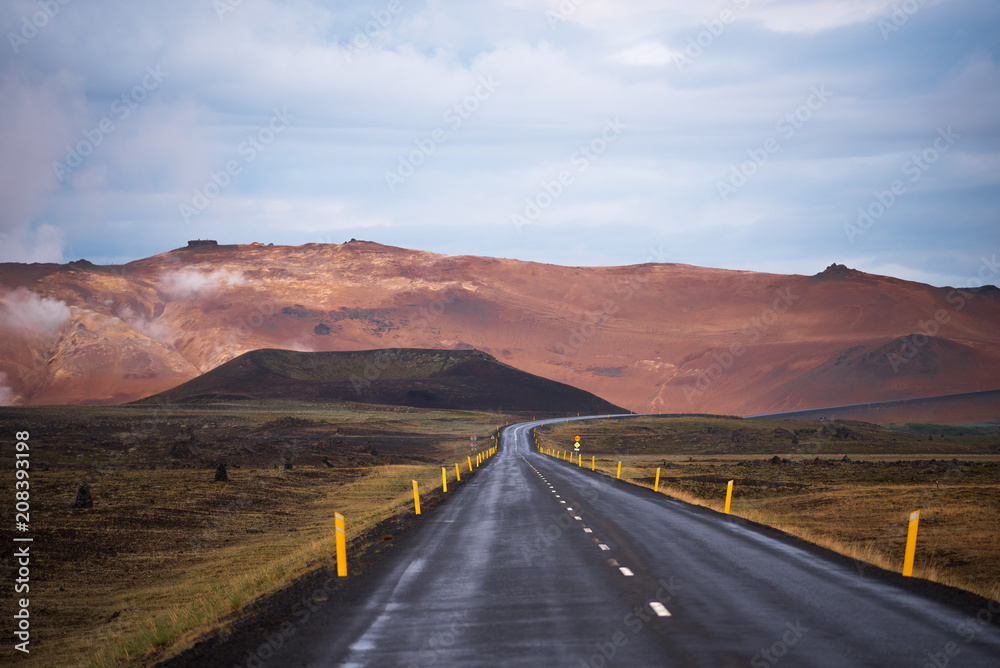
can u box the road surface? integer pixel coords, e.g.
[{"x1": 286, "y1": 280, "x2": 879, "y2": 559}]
[{"x1": 289, "y1": 416, "x2": 1000, "y2": 667}]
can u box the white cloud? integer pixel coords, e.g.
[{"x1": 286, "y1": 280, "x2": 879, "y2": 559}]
[
  {"x1": 159, "y1": 268, "x2": 247, "y2": 297},
  {"x1": 0, "y1": 288, "x2": 72, "y2": 334},
  {"x1": 0, "y1": 372, "x2": 17, "y2": 406},
  {"x1": 610, "y1": 43, "x2": 677, "y2": 67},
  {"x1": 0, "y1": 66, "x2": 86, "y2": 263},
  {"x1": 0, "y1": 0, "x2": 994, "y2": 286},
  {"x1": 0, "y1": 224, "x2": 65, "y2": 263}
]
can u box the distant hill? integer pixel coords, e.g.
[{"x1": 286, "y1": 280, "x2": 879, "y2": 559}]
[
  {"x1": 134, "y1": 348, "x2": 626, "y2": 414},
  {"x1": 744, "y1": 389, "x2": 1000, "y2": 426}
]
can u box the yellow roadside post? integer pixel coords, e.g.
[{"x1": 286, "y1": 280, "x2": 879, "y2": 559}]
[
  {"x1": 724, "y1": 480, "x2": 734, "y2": 514},
  {"x1": 442, "y1": 467, "x2": 447, "y2": 493},
  {"x1": 456, "y1": 463, "x2": 461, "y2": 481},
  {"x1": 591, "y1": 456, "x2": 595, "y2": 471},
  {"x1": 335, "y1": 512, "x2": 347, "y2": 577},
  {"x1": 412, "y1": 480, "x2": 421, "y2": 515},
  {"x1": 468, "y1": 455, "x2": 473, "y2": 472},
  {"x1": 903, "y1": 510, "x2": 920, "y2": 577},
  {"x1": 577, "y1": 453, "x2": 582, "y2": 467},
  {"x1": 654, "y1": 468, "x2": 661, "y2": 492},
  {"x1": 617, "y1": 461, "x2": 622, "y2": 479}
]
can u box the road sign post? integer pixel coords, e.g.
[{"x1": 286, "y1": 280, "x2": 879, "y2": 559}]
[
  {"x1": 335, "y1": 512, "x2": 347, "y2": 577},
  {"x1": 903, "y1": 510, "x2": 920, "y2": 577}
]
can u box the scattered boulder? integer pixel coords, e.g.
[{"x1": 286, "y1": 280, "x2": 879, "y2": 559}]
[
  {"x1": 284, "y1": 456, "x2": 293, "y2": 470},
  {"x1": 321, "y1": 456, "x2": 334, "y2": 468},
  {"x1": 215, "y1": 461, "x2": 228, "y2": 482},
  {"x1": 72, "y1": 482, "x2": 93, "y2": 508}
]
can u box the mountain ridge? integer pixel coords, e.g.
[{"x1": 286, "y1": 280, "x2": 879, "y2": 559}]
[{"x1": 1, "y1": 241, "x2": 998, "y2": 421}]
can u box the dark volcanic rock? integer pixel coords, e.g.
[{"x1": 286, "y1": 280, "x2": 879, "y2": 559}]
[{"x1": 72, "y1": 482, "x2": 93, "y2": 508}]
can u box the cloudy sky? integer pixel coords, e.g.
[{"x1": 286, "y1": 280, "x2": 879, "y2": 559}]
[{"x1": 1, "y1": 0, "x2": 997, "y2": 287}]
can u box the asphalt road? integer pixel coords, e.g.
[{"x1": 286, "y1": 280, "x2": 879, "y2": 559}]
[{"x1": 292, "y1": 417, "x2": 1000, "y2": 667}]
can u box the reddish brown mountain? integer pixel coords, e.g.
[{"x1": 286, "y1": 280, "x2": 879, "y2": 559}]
[{"x1": 1, "y1": 241, "x2": 998, "y2": 421}]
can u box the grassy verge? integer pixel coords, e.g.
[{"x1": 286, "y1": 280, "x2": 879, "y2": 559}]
[
  {"x1": 0, "y1": 404, "x2": 505, "y2": 667},
  {"x1": 534, "y1": 417, "x2": 1000, "y2": 602},
  {"x1": 85, "y1": 464, "x2": 461, "y2": 667}
]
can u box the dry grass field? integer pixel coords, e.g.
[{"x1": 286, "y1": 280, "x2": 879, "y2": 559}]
[
  {"x1": 534, "y1": 416, "x2": 1000, "y2": 602},
  {"x1": 0, "y1": 403, "x2": 506, "y2": 667}
]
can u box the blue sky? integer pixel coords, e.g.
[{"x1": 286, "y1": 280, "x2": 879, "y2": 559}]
[{"x1": 0, "y1": 0, "x2": 997, "y2": 287}]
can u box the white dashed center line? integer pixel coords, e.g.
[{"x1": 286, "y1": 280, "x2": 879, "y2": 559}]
[
  {"x1": 583, "y1": 528, "x2": 592, "y2": 533},
  {"x1": 599, "y1": 544, "x2": 610, "y2": 551},
  {"x1": 619, "y1": 567, "x2": 634, "y2": 577},
  {"x1": 649, "y1": 602, "x2": 671, "y2": 617}
]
